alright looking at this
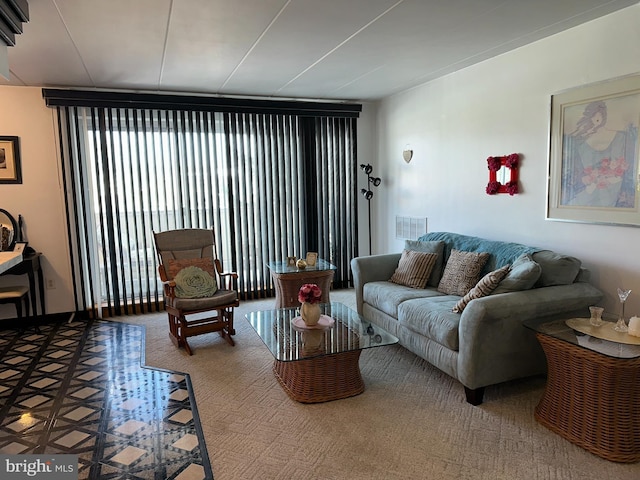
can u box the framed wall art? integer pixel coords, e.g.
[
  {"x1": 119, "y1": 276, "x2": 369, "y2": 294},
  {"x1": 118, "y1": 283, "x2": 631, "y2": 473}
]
[
  {"x1": 547, "y1": 74, "x2": 640, "y2": 226},
  {"x1": 0, "y1": 136, "x2": 22, "y2": 184},
  {"x1": 305, "y1": 252, "x2": 318, "y2": 267}
]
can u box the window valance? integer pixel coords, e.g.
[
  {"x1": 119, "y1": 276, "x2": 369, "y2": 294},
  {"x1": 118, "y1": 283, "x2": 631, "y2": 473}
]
[{"x1": 42, "y1": 88, "x2": 362, "y2": 118}]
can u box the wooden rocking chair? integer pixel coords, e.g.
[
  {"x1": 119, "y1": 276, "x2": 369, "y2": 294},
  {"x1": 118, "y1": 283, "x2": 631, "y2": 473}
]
[{"x1": 153, "y1": 228, "x2": 239, "y2": 355}]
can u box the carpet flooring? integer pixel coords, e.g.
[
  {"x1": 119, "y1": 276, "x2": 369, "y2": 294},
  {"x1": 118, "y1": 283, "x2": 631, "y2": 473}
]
[{"x1": 114, "y1": 290, "x2": 639, "y2": 480}]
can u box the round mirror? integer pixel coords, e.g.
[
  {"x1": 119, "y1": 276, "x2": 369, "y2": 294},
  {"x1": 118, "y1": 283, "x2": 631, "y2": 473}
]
[{"x1": 0, "y1": 208, "x2": 18, "y2": 251}]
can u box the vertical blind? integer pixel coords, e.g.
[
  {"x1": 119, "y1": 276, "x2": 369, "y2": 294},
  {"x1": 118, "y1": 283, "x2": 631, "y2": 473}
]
[{"x1": 47, "y1": 91, "x2": 360, "y2": 317}]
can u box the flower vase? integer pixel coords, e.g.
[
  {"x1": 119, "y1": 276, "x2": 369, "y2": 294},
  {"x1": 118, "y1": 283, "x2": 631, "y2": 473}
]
[{"x1": 300, "y1": 302, "x2": 321, "y2": 327}]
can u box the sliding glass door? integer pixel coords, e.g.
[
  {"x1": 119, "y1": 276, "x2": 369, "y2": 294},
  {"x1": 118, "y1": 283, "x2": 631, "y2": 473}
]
[{"x1": 49, "y1": 94, "x2": 359, "y2": 317}]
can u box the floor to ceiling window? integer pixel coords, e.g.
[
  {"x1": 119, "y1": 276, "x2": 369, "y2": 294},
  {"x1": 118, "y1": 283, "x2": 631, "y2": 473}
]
[{"x1": 44, "y1": 90, "x2": 361, "y2": 317}]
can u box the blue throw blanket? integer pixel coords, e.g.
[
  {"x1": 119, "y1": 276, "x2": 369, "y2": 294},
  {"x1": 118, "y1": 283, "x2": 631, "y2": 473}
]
[{"x1": 418, "y1": 232, "x2": 540, "y2": 274}]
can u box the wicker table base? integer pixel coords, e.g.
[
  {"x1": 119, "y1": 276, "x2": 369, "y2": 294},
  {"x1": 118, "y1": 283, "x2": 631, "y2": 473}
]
[
  {"x1": 272, "y1": 350, "x2": 364, "y2": 403},
  {"x1": 535, "y1": 333, "x2": 640, "y2": 463}
]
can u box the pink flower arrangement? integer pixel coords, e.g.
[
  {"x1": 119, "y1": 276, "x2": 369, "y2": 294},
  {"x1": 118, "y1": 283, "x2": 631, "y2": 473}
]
[
  {"x1": 505, "y1": 181, "x2": 518, "y2": 195},
  {"x1": 298, "y1": 283, "x2": 322, "y2": 304},
  {"x1": 486, "y1": 181, "x2": 500, "y2": 195},
  {"x1": 487, "y1": 156, "x2": 502, "y2": 172},
  {"x1": 505, "y1": 153, "x2": 519, "y2": 169}
]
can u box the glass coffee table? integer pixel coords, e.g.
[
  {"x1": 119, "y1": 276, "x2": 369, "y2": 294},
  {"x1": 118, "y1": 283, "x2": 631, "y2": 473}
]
[
  {"x1": 525, "y1": 317, "x2": 640, "y2": 463},
  {"x1": 246, "y1": 302, "x2": 398, "y2": 403}
]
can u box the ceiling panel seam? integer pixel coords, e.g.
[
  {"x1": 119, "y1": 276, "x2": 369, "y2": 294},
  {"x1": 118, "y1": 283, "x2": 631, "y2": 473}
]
[
  {"x1": 53, "y1": 0, "x2": 94, "y2": 86},
  {"x1": 220, "y1": 0, "x2": 292, "y2": 93}
]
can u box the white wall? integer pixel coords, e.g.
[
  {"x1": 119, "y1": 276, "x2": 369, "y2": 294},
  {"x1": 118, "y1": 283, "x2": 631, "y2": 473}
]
[
  {"x1": 356, "y1": 102, "x2": 378, "y2": 255},
  {"x1": 0, "y1": 86, "x2": 74, "y2": 318},
  {"x1": 373, "y1": 5, "x2": 640, "y2": 316}
]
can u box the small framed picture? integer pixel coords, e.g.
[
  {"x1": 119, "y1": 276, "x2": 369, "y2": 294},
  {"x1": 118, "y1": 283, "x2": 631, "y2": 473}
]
[
  {"x1": 287, "y1": 256, "x2": 297, "y2": 267},
  {"x1": 0, "y1": 136, "x2": 22, "y2": 184},
  {"x1": 14, "y1": 242, "x2": 27, "y2": 254},
  {"x1": 306, "y1": 252, "x2": 318, "y2": 267}
]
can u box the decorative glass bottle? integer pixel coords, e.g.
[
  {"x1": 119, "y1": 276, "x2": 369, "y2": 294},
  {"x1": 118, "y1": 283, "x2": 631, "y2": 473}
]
[{"x1": 614, "y1": 288, "x2": 631, "y2": 332}]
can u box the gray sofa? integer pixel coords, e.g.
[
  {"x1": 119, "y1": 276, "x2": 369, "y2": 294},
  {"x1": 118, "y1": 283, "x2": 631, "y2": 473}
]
[{"x1": 351, "y1": 232, "x2": 603, "y2": 405}]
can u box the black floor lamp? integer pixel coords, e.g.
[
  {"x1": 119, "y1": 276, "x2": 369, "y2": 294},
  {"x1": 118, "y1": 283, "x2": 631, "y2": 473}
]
[{"x1": 360, "y1": 164, "x2": 381, "y2": 254}]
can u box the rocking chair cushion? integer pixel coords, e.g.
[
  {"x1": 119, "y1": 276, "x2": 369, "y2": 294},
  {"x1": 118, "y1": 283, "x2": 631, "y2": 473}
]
[
  {"x1": 167, "y1": 257, "x2": 216, "y2": 279},
  {"x1": 169, "y1": 289, "x2": 238, "y2": 310},
  {"x1": 167, "y1": 258, "x2": 218, "y2": 298}
]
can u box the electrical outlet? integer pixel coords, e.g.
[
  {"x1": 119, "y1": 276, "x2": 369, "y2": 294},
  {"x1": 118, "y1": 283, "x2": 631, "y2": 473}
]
[{"x1": 46, "y1": 278, "x2": 56, "y2": 290}]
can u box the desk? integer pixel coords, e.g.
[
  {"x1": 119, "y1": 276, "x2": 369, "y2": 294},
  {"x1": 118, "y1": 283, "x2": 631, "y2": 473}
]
[
  {"x1": 1, "y1": 252, "x2": 45, "y2": 316},
  {"x1": 267, "y1": 259, "x2": 336, "y2": 308},
  {"x1": 0, "y1": 251, "x2": 23, "y2": 274}
]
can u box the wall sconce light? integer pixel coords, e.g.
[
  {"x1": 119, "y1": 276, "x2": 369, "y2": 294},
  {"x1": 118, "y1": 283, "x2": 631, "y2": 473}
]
[
  {"x1": 403, "y1": 144, "x2": 413, "y2": 164},
  {"x1": 359, "y1": 164, "x2": 382, "y2": 254}
]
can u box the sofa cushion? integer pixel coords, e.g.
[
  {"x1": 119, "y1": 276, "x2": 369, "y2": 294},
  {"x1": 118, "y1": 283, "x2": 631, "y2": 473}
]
[
  {"x1": 363, "y1": 281, "x2": 445, "y2": 318},
  {"x1": 492, "y1": 253, "x2": 541, "y2": 294},
  {"x1": 398, "y1": 296, "x2": 461, "y2": 351},
  {"x1": 389, "y1": 249, "x2": 438, "y2": 289},
  {"x1": 453, "y1": 265, "x2": 510, "y2": 313},
  {"x1": 533, "y1": 250, "x2": 582, "y2": 287},
  {"x1": 437, "y1": 249, "x2": 490, "y2": 296},
  {"x1": 405, "y1": 240, "x2": 446, "y2": 287}
]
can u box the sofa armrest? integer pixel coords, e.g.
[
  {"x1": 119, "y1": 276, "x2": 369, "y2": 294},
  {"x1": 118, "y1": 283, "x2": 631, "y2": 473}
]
[
  {"x1": 351, "y1": 253, "x2": 401, "y2": 314},
  {"x1": 456, "y1": 282, "x2": 603, "y2": 389}
]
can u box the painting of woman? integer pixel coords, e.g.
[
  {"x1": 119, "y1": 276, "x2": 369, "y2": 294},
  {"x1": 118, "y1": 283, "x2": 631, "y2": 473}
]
[{"x1": 560, "y1": 98, "x2": 638, "y2": 208}]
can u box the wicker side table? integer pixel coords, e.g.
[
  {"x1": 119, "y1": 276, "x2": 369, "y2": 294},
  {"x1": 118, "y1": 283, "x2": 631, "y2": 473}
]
[
  {"x1": 534, "y1": 332, "x2": 640, "y2": 463},
  {"x1": 268, "y1": 259, "x2": 336, "y2": 308}
]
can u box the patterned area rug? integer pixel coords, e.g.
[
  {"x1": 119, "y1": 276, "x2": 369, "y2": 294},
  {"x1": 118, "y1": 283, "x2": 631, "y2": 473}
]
[{"x1": 0, "y1": 317, "x2": 211, "y2": 479}]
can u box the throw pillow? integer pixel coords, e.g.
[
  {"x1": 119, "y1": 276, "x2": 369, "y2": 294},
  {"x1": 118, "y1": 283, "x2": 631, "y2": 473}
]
[
  {"x1": 167, "y1": 257, "x2": 216, "y2": 280},
  {"x1": 389, "y1": 250, "x2": 438, "y2": 289},
  {"x1": 166, "y1": 258, "x2": 218, "y2": 298},
  {"x1": 404, "y1": 240, "x2": 445, "y2": 287},
  {"x1": 492, "y1": 253, "x2": 541, "y2": 294},
  {"x1": 532, "y1": 250, "x2": 582, "y2": 287},
  {"x1": 437, "y1": 249, "x2": 490, "y2": 296},
  {"x1": 453, "y1": 265, "x2": 511, "y2": 313}
]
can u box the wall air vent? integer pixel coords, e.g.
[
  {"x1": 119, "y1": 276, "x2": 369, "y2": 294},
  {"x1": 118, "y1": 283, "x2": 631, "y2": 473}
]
[{"x1": 395, "y1": 216, "x2": 427, "y2": 240}]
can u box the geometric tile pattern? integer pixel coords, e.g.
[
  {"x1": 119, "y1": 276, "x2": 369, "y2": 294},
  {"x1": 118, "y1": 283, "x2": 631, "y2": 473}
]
[{"x1": 0, "y1": 318, "x2": 212, "y2": 479}]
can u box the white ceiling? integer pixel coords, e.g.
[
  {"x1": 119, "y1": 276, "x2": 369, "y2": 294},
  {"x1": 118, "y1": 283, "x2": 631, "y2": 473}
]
[{"x1": 2, "y1": 0, "x2": 638, "y2": 101}]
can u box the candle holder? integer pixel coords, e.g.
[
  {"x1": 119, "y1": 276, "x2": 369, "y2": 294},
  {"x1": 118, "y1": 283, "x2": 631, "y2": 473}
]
[
  {"x1": 614, "y1": 288, "x2": 631, "y2": 332},
  {"x1": 589, "y1": 306, "x2": 604, "y2": 327}
]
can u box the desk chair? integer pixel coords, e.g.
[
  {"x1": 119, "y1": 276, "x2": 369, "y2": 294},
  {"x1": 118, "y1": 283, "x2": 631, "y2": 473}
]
[{"x1": 0, "y1": 285, "x2": 30, "y2": 318}]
